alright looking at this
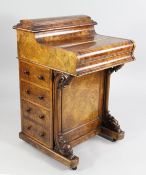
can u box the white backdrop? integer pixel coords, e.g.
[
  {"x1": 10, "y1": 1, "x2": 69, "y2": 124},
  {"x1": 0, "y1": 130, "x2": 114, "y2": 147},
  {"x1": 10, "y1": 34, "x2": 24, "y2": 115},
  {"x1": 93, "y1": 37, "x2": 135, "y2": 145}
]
[{"x1": 0, "y1": 0, "x2": 146, "y2": 175}]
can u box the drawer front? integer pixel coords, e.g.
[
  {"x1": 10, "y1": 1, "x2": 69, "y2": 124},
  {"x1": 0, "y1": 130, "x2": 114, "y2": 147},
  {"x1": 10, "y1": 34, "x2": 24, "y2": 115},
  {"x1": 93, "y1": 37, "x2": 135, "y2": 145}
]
[
  {"x1": 21, "y1": 99, "x2": 51, "y2": 128},
  {"x1": 19, "y1": 60, "x2": 52, "y2": 89},
  {"x1": 21, "y1": 80, "x2": 51, "y2": 109},
  {"x1": 22, "y1": 118, "x2": 51, "y2": 147}
]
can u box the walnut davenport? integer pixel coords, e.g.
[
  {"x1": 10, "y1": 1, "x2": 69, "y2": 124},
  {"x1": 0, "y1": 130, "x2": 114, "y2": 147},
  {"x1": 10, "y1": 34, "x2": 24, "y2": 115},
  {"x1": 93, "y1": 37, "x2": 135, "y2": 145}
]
[{"x1": 13, "y1": 15, "x2": 135, "y2": 170}]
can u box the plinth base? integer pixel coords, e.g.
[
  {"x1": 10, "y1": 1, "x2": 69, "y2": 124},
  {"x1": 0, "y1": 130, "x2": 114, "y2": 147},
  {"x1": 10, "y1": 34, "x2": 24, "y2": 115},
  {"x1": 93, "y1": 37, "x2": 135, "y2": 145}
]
[
  {"x1": 99, "y1": 126, "x2": 125, "y2": 141},
  {"x1": 19, "y1": 132, "x2": 79, "y2": 169}
]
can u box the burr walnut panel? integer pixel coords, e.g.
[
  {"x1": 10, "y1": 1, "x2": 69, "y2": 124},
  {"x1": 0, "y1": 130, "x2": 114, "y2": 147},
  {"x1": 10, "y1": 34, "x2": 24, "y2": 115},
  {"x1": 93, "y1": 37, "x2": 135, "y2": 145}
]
[
  {"x1": 19, "y1": 60, "x2": 52, "y2": 89},
  {"x1": 62, "y1": 71, "x2": 104, "y2": 142},
  {"x1": 21, "y1": 99, "x2": 52, "y2": 128},
  {"x1": 20, "y1": 80, "x2": 51, "y2": 109},
  {"x1": 22, "y1": 118, "x2": 51, "y2": 147},
  {"x1": 14, "y1": 15, "x2": 135, "y2": 76},
  {"x1": 14, "y1": 15, "x2": 135, "y2": 169}
]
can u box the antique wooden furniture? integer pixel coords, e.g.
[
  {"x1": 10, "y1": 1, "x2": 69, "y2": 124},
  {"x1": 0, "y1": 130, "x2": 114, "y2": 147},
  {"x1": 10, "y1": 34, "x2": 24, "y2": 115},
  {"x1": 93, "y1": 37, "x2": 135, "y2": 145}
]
[{"x1": 13, "y1": 15, "x2": 135, "y2": 170}]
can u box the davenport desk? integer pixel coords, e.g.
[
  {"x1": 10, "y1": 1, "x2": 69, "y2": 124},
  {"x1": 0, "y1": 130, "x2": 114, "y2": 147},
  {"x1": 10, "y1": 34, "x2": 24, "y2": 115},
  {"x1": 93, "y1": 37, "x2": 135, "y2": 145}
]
[{"x1": 13, "y1": 15, "x2": 135, "y2": 170}]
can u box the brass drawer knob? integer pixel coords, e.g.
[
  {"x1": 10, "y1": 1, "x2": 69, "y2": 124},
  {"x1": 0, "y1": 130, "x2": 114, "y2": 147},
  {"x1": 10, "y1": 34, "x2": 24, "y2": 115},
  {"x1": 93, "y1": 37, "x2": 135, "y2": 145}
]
[
  {"x1": 27, "y1": 125, "x2": 32, "y2": 130},
  {"x1": 26, "y1": 107, "x2": 31, "y2": 112},
  {"x1": 24, "y1": 70, "x2": 30, "y2": 76},
  {"x1": 38, "y1": 75, "x2": 45, "y2": 80},
  {"x1": 39, "y1": 115, "x2": 45, "y2": 119},
  {"x1": 39, "y1": 132, "x2": 45, "y2": 137},
  {"x1": 38, "y1": 96, "x2": 44, "y2": 100}
]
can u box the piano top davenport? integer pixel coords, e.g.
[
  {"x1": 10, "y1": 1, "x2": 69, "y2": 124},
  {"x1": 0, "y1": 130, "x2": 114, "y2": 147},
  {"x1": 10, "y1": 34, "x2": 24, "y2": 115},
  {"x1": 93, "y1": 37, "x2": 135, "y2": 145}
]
[{"x1": 13, "y1": 15, "x2": 135, "y2": 170}]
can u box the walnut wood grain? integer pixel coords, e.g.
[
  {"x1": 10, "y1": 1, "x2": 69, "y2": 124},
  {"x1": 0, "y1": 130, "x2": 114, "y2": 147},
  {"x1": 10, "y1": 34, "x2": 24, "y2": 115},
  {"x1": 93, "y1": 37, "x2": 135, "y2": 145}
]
[
  {"x1": 14, "y1": 15, "x2": 96, "y2": 32},
  {"x1": 19, "y1": 132, "x2": 79, "y2": 169},
  {"x1": 21, "y1": 99, "x2": 51, "y2": 128},
  {"x1": 14, "y1": 15, "x2": 136, "y2": 169},
  {"x1": 99, "y1": 65, "x2": 125, "y2": 141},
  {"x1": 14, "y1": 15, "x2": 135, "y2": 76},
  {"x1": 19, "y1": 60, "x2": 52, "y2": 89},
  {"x1": 61, "y1": 71, "x2": 103, "y2": 142},
  {"x1": 20, "y1": 80, "x2": 51, "y2": 109},
  {"x1": 22, "y1": 118, "x2": 51, "y2": 147},
  {"x1": 53, "y1": 72, "x2": 79, "y2": 164}
]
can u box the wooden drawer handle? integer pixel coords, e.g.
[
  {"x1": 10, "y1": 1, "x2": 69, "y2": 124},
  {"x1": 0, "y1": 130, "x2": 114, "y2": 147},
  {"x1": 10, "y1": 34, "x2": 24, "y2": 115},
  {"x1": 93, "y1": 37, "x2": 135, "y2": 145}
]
[
  {"x1": 39, "y1": 132, "x2": 45, "y2": 137},
  {"x1": 26, "y1": 107, "x2": 31, "y2": 112},
  {"x1": 39, "y1": 115, "x2": 45, "y2": 119},
  {"x1": 27, "y1": 125, "x2": 32, "y2": 130},
  {"x1": 38, "y1": 75, "x2": 45, "y2": 80},
  {"x1": 26, "y1": 89, "x2": 31, "y2": 95},
  {"x1": 38, "y1": 96, "x2": 44, "y2": 100},
  {"x1": 24, "y1": 70, "x2": 30, "y2": 76}
]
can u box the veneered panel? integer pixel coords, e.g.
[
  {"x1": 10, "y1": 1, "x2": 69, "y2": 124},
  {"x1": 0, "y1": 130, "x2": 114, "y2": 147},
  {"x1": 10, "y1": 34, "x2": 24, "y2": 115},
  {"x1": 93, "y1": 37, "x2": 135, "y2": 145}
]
[
  {"x1": 62, "y1": 71, "x2": 104, "y2": 141},
  {"x1": 22, "y1": 117, "x2": 51, "y2": 147},
  {"x1": 19, "y1": 60, "x2": 52, "y2": 89},
  {"x1": 20, "y1": 80, "x2": 51, "y2": 109},
  {"x1": 21, "y1": 99, "x2": 51, "y2": 128}
]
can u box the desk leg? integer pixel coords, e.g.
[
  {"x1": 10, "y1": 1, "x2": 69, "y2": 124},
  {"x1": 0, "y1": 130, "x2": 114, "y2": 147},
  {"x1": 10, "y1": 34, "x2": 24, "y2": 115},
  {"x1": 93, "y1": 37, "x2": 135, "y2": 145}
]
[
  {"x1": 54, "y1": 133, "x2": 79, "y2": 169},
  {"x1": 99, "y1": 65, "x2": 125, "y2": 141},
  {"x1": 53, "y1": 72, "x2": 79, "y2": 169},
  {"x1": 100, "y1": 111, "x2": 125, "y2": 141}
]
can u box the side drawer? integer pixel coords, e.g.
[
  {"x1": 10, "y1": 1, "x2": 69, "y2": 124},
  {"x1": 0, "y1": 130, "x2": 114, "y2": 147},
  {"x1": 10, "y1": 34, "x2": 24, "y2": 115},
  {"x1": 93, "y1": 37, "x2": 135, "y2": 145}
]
[
  {"x1": 21, "y1": 99, "x2": 52, "y2": 128},
  {"x1": 22, "y1": 118, "x2": 51, "y2": 147},
  {"x1": 20, "y1": 80, "x2": 51, "y2": 109},
  {"x1": 19, "y1": 60, "x2": 52, "y2": 89}
]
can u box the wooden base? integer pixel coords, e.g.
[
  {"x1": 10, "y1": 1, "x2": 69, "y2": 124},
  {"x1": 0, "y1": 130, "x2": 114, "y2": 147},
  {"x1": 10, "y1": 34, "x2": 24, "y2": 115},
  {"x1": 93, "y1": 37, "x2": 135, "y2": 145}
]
[
  {"x1": 70, "y1": 129, "x2": 100, "y2": 147},
  {"x1": 99, "y1": 126, "x2": 125, "y2": 141},
  {"x1": 19, "y1": 132, "x2": 79, "y2": 169},
  {"x1": 19, "y1": 126, "x2": 124, "y2": 169}
]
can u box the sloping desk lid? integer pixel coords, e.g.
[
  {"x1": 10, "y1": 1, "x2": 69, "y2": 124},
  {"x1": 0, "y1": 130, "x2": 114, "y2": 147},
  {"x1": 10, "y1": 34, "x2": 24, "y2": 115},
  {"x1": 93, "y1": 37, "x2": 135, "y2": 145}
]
[{"x1": 14, "y1": 15, "x2": 135, "y2": 76}]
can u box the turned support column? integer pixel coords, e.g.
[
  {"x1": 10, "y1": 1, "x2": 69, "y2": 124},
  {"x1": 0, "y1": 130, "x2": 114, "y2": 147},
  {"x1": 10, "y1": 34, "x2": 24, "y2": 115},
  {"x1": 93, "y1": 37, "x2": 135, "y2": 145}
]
[{"x1": 100, "y1": 65, "x2": 125, "y2": 141}]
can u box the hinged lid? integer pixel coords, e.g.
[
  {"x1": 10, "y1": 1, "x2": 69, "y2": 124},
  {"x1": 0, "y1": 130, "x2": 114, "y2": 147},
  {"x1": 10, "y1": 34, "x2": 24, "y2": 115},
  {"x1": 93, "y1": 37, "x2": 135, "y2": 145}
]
[{"x1": 14, "y1": 15, "x2": 135, "y2": 76}]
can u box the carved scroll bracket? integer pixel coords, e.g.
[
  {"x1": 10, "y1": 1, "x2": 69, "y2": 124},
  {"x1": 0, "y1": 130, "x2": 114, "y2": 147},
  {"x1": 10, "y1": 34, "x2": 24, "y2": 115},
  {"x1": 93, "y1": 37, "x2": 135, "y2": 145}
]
[
  {"x1": 108, "y1": 64, "x2": 124, "y2": 74},
  {"x1": 54, "y1": 133, "x2": 77, "y2": 160},
  {"x1": 100, "y1": 64, "x2": 125, "y2": 141},
  {"x1": 102, "y1": 111, "x2": 123, "y2": 133},
  {"x1": 53, "y1": 71, "x2": 74, "y2": 136},
  {"x1": 102, "y1": 64, "x2": 124, "y2": 133},
  {"x1": 53, "y1": 71, "x2": 78, "y2": 163},
  {"x1": 53, "y1": 71, "x2": 73, "y2": 89},
  {"x1": 100, "y1": 111, "x2": 125, "y2": 141}
]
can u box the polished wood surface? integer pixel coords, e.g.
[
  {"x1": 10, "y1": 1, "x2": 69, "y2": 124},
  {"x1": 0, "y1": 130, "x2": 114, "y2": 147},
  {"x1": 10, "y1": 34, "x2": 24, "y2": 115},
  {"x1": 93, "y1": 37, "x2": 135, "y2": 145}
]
[
  {"x1": 20, "y1": 80, "x2": 51, "y2": 109},
  {"x1": 14, "y1": 15, "x2": 135, "y2": 76},
  {"x1": 21, "y1": 100, "x2": 51, "y2": 128},
  {"x1": 20, "y1": 60, "x2": 52, "y2": 88},
  {"x1": 14, "y1": 15, "x2": 135, "y2": 169},
  {"x1": 14, "y1": 15, "x2": 96, "y2": 32},
  {"x1": 62, "y1": 71, "x2": 103, "y2": 143},
  {"x1": 19, "y1": 59, "x2": 53, "y2": 149}
]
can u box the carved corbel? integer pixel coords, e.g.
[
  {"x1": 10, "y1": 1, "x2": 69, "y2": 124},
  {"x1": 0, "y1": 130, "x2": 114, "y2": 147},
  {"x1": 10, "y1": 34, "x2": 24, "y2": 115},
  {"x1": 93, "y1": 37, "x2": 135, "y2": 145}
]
[
  {"x1": 53, "y1": 71, "x2": 73, "y2": 137},
  {"x1": 104, "y1": 64, "x2": 124, "y2": 134},
  {"x1": 100, "y1": 65, "x2": 125, "y2": 141},
  {"x1": 53, "y1": 71, "x2": 78, "y2": 169},
  {"x1": 100, "y1": 111, "x2": 124, "y2": 141},
  {"x1": 54, "y1": 133, "x2": 76, "y2": 160},
  {"x1": 102, "y1": 111, "x2": 123, "y2": 133},
  {"x1": 108, "y1": 64, "x2": 124, "y2": 74},
  {"x1": 53, "y1": 71, "x2": 73, "y2": 89}
]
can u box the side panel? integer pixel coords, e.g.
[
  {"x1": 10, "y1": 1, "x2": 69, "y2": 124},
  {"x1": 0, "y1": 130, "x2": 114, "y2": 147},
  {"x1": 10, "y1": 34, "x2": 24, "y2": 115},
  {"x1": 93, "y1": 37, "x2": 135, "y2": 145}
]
[{"x1": 61, "y1": 71, "x2": 104, "y2": 143}]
